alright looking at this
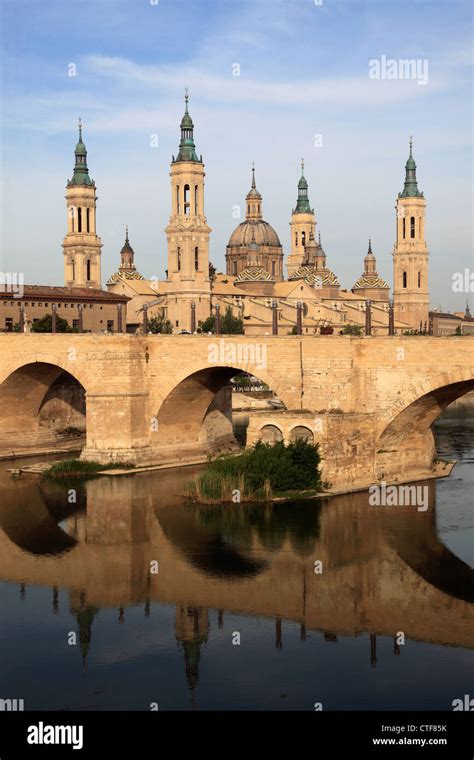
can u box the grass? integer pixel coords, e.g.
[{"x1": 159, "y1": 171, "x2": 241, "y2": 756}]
[
  {"x1": 43, "y1": 459, "x2": 135, "y2": 481},
  {"x1": 186, "y1": 439, "x2": 326, "y2": 504}
]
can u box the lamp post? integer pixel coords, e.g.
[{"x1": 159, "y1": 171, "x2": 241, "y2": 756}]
[
  {"x1": 51, "y1": 303, "x2": 57, "y2": 333},
  {"x1": 19, "y1": 303, "x2": 25, "y2": 333},
  {"x1": 215, "y1": 303, "x2": 221, "y2": 335},
  {"x1": 190, "y1": 301, "x2": 196, "y2": 333},
  {"x1": 78, "y1": 303, "x2": 83, "y2": 333},
  {"x1": 143, "y1": 303, "x2": 149, "y2": 335},
  {"x1": 365, "y1": 299, "x2": 372, "y2": 336},
  {"x1": 272, "y1": 300, "x2": 278, "y2": 335},
  {"x1": 117, "y1": 303, "x2": 123, "y2": 333},
  {"x1": 296, "y1": 301, "x2": 303, "y2": 335},
  {"x1": 388, "y1": 299, "x2": 395, "y2": 336}
]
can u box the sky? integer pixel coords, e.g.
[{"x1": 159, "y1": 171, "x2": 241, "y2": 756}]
[{"x1": 0, "y1": 0, "x2": 472, "y2": 310}]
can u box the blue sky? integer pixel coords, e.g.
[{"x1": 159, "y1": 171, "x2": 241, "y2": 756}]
[{"x1": 1, "y1": 0, "x2": 472, "y2": 309}]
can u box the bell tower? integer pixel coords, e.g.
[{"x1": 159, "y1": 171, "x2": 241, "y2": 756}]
[
  {"x1": 63, "y1": 119, "x2": 102, "y2": 289},
  {"x1": 393, "y1": 138, "x2": 429, "y2": 331},
  {"x1": 165, "y1": 91, "x2": 212, "y2": 332},
  {"x1": 287, "y1": 159, "x2": 316, "y2": 277}
]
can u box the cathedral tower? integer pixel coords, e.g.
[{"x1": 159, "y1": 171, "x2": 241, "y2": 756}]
[
  {"x1": 287, "y1": 160, "x2": 316, "y2": 277},
  {"x1": 63, "y1": 120, "x2": 102, "y2": 288},
  {"x1": 165, "y1": 91, "x2": 212, "y2": 332},
  {"x1": 392, "y1": 139, "x2": 429, "y2": 330}
]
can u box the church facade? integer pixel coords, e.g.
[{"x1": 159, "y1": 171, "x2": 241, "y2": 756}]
[{"x1": 107, "y1": 94, "x2": 430, "y2": 335}]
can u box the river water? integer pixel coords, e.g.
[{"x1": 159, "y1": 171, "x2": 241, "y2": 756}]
[{"x1": 0, "y1": 409, "x2": 472, "y2": 711}]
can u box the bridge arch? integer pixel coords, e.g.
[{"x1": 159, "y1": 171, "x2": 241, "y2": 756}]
[
  {"x1": 153, "y1": 362, "x2": 288, "y2": 457},
  {"x1": 0, "y1": 360, "x2": 87, "y2": 455},
  {"x1": 376, "y1": 370, "x2": 474, "y2": 479}
]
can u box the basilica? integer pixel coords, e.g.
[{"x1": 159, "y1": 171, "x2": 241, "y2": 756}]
[{"x1": 63, "y1": 93, "x2": 431, "y2": 335}]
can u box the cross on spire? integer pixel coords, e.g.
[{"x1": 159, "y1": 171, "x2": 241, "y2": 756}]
[
  {"x1": 78, "y1": 117, "x2": 82, "y2": 140},
  {"x1": 185, "y1": 87, "x2": 189, "y2": 112}
]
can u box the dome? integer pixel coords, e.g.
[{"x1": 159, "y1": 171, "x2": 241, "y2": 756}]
[
  {"x1": 353, "y1": 274, "x2": 389, "y2": 290},
  {"x1": 228, "y1": 220, "x2": 281, "y2": 248},
  {"x1": 289, "y1": 265, "x2": 340, "y2": 287},
  {"x1": 235, "y1": 266, "x2": 274, "y2": 283},
  {"x1": 107, "y1": 270, "x2": 144, "y2": 285}
]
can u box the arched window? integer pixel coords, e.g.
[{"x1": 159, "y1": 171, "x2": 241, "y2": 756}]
[
  {"x1": 78, "y1": 207, "x2": 82, "y2": 233},
  {"x1": 194, "y1": 185, "x2": 198, "y2": 215},
  {"x1": 71, "y1": 209, "x2": 75, "y2": 233},
  {"x1": 177, "y1": 247, "x2": 181, "y2": 271},
  {"x1": 302, "y1": 231, "x2": 306, "y2": 246},
  {"x1": 418, "y1": 271, "x2": 421, "y2": 288},
  {"x1": 194, "y1": 247, "x2": 199, "y2": 271},
  {"x1": 410, "y1": 216, "x2": 415, "y2": 238},
  {"x1": 86, "y1": 259, "x2": 91, "y2": 281},
  {"x1": 402, "y1": 218, "x2": 406, "y2": 239},
  {"x1": 71, "y1": 259, "x2": 75, "y2": 280},
  {"x1": 184, "y1": 185, "x2": 190, "y2": 215},
  {"x1": 402, "y1": 271, "x2": 407, "y2": 288},
  {"x1": 248, "y1": 204, "x2": 250, "y2": 214},
  {"x1": 176, "y1": 186, "x2": 180, "y2": 214},
  {"x1": 86, "y1": 208, "x2": 90, "y2": 233},
  {"x1": 295, "y1": 232, "x2": 298, "y2": 247},
  {"x1": 232, "y1": 261, "x2": 237, "y2": 276},
  {"x1": 272, "y1": 260, "x2": 276, "y2": 276},
  {"x1": 258, "y1": 204, "x2": 260, "y2": 214}
]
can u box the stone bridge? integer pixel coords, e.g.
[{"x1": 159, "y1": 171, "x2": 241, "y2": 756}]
[{"x1": 0, "y1": 334, "x2": 473, "y2": 490}]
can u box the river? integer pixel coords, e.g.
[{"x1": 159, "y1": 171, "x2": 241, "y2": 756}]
[{"x1": 0, "y1": 408, "x2": 472, "y2": 711}]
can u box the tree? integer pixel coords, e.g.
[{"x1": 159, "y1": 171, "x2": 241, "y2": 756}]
[
  {"x1": 30, "y1": 314, "x2": 73, "y2": 333},
  {"x1": 199, "y1": 307, "x2": 244, "y2": 335},
  {"x1": 148, "y1": 314, "x2": 173, "y2": 334},
  {"x1": 221, "y1": 306, "x2": 244, "y2": 334},
  {"x1": 341, "y1": 323, "x2": 363, "y2": 336},
  {"x1": 200, "y1": 314, "x2": 215, "y2": 333}
]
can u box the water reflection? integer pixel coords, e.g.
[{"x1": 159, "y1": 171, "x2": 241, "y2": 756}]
[{"x1": 0, "y1": 469, "x2": 473, "y2": 654}]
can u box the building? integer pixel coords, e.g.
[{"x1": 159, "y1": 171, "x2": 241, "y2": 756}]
[
  {"x1": 1, "y1": 120, "x2": 128, "y2": 333},
  {"x1": 107, "y1": 94, "x2": 431, "y2": 335}
]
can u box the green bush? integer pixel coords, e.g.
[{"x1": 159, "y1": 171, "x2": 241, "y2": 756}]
[{"x1": 188, "y1": 439, "x2": 324, "y2": 503}]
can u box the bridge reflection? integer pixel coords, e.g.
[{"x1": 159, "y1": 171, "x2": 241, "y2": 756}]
[{"x1": 0, "y1": 467, "x2": 472, "y2": 688}]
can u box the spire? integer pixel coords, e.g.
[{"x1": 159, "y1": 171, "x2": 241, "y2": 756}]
[
  {"x1": 294, "y1": 158, "x2": 312, "y2": 213},
  {"x1": 69, "y1": 118, "x2": 94, "y2": 186},
  {"x1": 119, "y1": 226, "x2": 136, "y2": 272},
  {"x1": 399, "y1": 136, "x2": 423, "y2": 198},
  {"x1": 246, "y1": 164, "x2": 263, "y2": 220},
  {"x1": 174, "y1": 89, "x2": 200, "y2": 163},
  {"x1": 364, "y1": 237, "x2": 377, "y2": 274},
  {"x1": 465, "y1": 300, "x2": 472, "y2": 319}
]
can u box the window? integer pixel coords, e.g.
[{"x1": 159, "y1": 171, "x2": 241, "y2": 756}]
[
  {"x1": 175, "y1": 320, "x2": 179, "y2": 327},
  {"x1": 233, "y1": 261, "x2": 237, "y2": 276},
  {"x1": 248, "y1": 205, "x2": 250, "y2": 214},
  {"x1": 184, "y1": 185, "x2": 190, "y2": 215},
  {"x1": 194, "y1": 247, "x2": 199, "y2": 271},
  {"x1": 302, "y1": 231, "x2": 306, "y2": 246},
  {"x1": 402, "y1": 271, "x2": 407, "y2": 288},
  {"x1": 295, "y1": 232, "x2": 298, "y2": 247},
  {"x1": 71, "y1": 210, "x2": 75, "y2": 232},
  {"x1": 73, "y1": 319, "x2": 79, "y2": 330},
  {"x1": 107, "y1": 320, "x2": 114, "y2": 332},
  {"x1": 402, "y1": 218, "x2": 406, "y2": 239},
  {"x1": 410, "y1": 216, "x2": 415, "y2": 238},
  {"x1": 195, "y1": 185, "x2": 199, "y2": 215},
  {"x1": 78, "y1": 207, "x2": 82, "y2": 233},
  {"x1": 176, "y1": 186, "x2": 180, "y2": 214},
  {"x1": 5, "y1": 318, "x2": 13, "y2": 331},
  {"x1": 86, "y1": 259, "x2": 91, "y2": 281},
  {"x1": 418, "y1": 271, "x2": 421, "y2": 288},
  {"x1": 177, "y1": 247, "x2": 181, "y2": 271},
  {"x1": 86, "y1": 208, "x2": 90, "y2": 232},
  {"x1": 71, "y1": 259, "x2": 75, "y2": 280},
  {"x1": 272, "y1": 260, "x2": 276, "y2": 276}
]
